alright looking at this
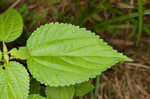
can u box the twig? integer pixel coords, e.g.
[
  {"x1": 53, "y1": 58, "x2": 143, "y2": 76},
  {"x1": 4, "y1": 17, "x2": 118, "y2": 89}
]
[
  {"x1": 126, "y1": 63, "x2": 150, "y2": 69},
  {"x1": 7, "y1": 0, "x2": 21, "y2": 10},
  {"x1": 136, "y1": 85, "x2": 150, "y2": 97},
  {"x1": 94, "y1": 76, "x2": 100, "y2": 99}
]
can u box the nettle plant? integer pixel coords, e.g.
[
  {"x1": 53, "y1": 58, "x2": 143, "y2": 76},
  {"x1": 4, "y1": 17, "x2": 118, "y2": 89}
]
[{"x1": 0, "y1": 9, "x2": 132, "y2": 99}]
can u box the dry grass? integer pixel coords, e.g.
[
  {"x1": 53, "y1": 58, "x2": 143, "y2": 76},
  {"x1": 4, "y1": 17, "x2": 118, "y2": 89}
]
[{"x1": 95, "y1": 39, "x2": 150, "y2": 99}]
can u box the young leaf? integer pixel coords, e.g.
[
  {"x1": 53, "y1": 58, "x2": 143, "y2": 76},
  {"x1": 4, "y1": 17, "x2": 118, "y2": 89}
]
[
  {"x1": 10, "y1": 47, "x2": 30, "y2": 60},
  {"x1": 28, "y1": 94, "x2": 46, "y2": 99},
  {"x1": 0, "y1": 50, "x2": 2, "y2": 61},
  {"x1": 26, "y1": 23, "x2": 132, "y2": 86},
  {"x1": 75, "y1": 82, "x2": 94, "y2": 96},
  {"x1": 46, "y1": 86, "x2": 75, "y2": 99},
  {"x1": 0, "y1": 61, "x2": 29, "y2": 99},
  {"x1": 0, "y1": 8, "x2": 23, "y2": 42}
]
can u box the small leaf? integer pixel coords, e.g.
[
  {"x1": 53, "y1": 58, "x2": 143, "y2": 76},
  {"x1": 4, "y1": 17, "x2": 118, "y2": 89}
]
[
  {"x1": 28, "y1": 94, "x2": 46, "y2": 99},
  {"x1": 46, "y1": 86, "x2": 75, "y2": 99},
  {"x1": 0, "y1": 50, "x2": 2, "y2": 61},
  {"x1": 27, "y1": 23, "x2": 132, "y2": 87},
  {"x1": 0, "y1": 61, "x2": 29, "y2": 99},
  {"x1": 10, "y1": 47, "x2": 30, "y2": 60},
  {"x1": 0, "y1": 8, "x2": 23, "y2": 42},
  {"x1": 75, "y1": 81, "x2": 94, "y2": 96}
]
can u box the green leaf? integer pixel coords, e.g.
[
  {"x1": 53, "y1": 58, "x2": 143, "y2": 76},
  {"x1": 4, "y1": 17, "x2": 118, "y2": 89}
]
[
  {"x1": 75, "y1": 82, "x2": 94, "y2": 96},
  {"x1": 0, "y1": 50, "x2": 2, "y2": 61},
  {"x1": 0, "y1": 8, "x2": 23, "y2": 42},
  {"x1": 0, "y1": 61, "x2": 29, "y2": 99},
  {"x1": 46, "y1": 86, "x2": 74, "y2": 99},
  {"x1": 10, "y1": 47, "x2": 30, "y2": 60},
  {"x1": 28, "y1": 94, "x2": 46, "y2": 99},
  {"x1": 27, "y1": 23, "x2": 132, "y2": 86}
]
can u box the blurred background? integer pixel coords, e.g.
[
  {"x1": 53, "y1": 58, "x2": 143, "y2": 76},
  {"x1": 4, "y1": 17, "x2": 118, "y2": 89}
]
[{"x1": 0, "y1": 0, "x2": 150, "y2": 99}]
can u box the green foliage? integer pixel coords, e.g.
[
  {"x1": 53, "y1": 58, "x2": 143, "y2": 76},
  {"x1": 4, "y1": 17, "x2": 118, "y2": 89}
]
[
  {"x1": 90, "y1": 9, "x2": 150, "y2": 30},
  {"x1": 30, "y1": 10, "x2": 48, "y2": 27},
  {"x1": 18, "y1": 4, "x2": 29, "y2": 19},
  {"x1": 75, "y1": 0, "x2": 110, "y2": 26},
  {"x1": 106, "y1": 7, "x2": 150, "y2": 39},
  {"x1": 10, "y1": 47, "x2": 30, "y2": 60},
  {"x1": 0, "y1": 8, "x2": 132, "y2": 99},
  {"x1": 26, "y1": 23, "x2": 131, "y2": 87},
  {"x1": 75, "y1": 82, "x2": 94, "y2": 96},
  {"x1": 28, "y1": 94, "x2": 47, "y2": 99},
  {"x1": 46, "y1": 86, "x2": 75, "y2": 99},
  {"x1": 3, "y1": 42, "x2": 9, "y2": 64},
  {"x1": 0, "y1": 62, "x2": 29, "y2": 99},
  {"x1": 0, "y1": 9, "x2": 23, "y2": 42}
]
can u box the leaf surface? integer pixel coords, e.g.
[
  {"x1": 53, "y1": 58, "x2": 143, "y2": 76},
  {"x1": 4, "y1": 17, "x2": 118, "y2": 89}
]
[
  {"x1": 0, "y1": 8, "x2": 23, "y2": 42},
  {"x1": 27, "y1": 23, "x2": 132, "y2": 86},
  {"x1": 0, "y1": 61, "x2": 29, "y2": 99},
  {"x1": 28, "y1": 94, "x2": 46, "y2": 99},
  {"x1": 75, "y1": 81, "x2": 94, "y2": 96},
  {"x1": 10, "y1": 47, "x2": 30, "y2": 60},
  {"x1": 46, "y1": 86, "x2": 74, "y2": 99}
]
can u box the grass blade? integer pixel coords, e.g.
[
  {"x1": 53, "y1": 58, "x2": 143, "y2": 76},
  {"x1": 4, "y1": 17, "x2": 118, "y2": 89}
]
[
  {"x1": 109, "y1": 7, "x2": 150, "y2": 37},
  {"x1": 90, "y1": 9, "x2": 150, "y2": 29},
  {"x1": 136, "y1": 0, "x2": 143, "y2": 45},
  {"x1": 94, "y1": 76, "x2": 100, "y2": 99}
]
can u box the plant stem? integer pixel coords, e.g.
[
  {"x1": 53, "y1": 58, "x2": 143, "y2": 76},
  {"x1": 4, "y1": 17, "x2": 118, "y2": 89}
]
[
  {"x1": 2, "y1": 42, "x2": 9, "y2": 65},
  {"x1": 136, "y1": 0, "x2": 143, "y2": 45},
  {"x1": 79, "y1": 96, "x2": 83, "y2": 99},
  {"x1": 90, "y1": 91, "x2": 94, "y2": 99},
  {"x1": 94, "y1": 76, "x2": 100, "y2": 99}
]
